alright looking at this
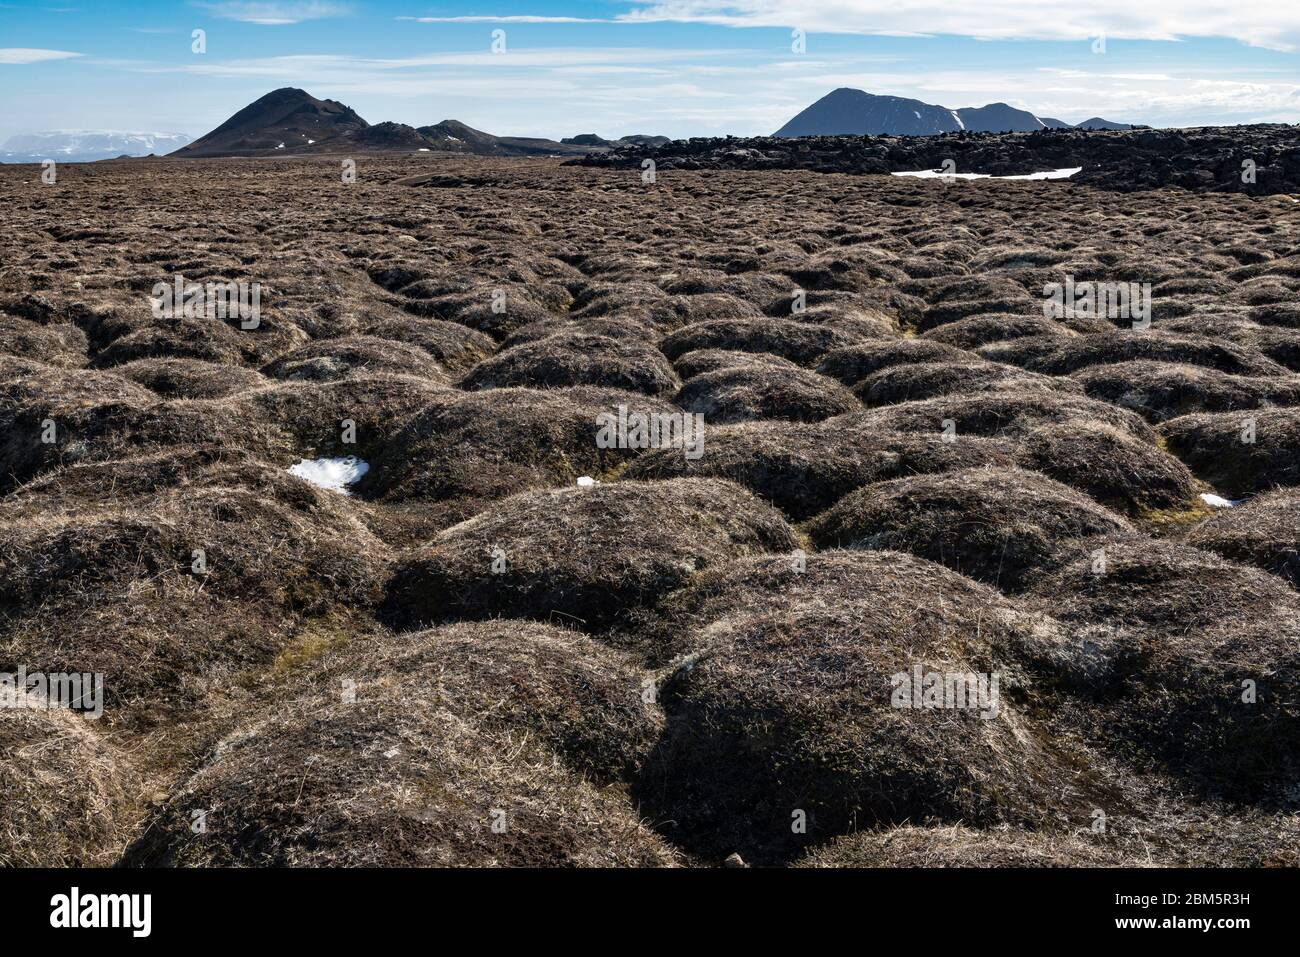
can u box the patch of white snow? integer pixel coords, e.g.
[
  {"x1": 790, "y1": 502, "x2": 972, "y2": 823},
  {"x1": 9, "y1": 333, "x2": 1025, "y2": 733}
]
[
  {"x1": 288, "y1": 456, "x2": 370, "y2": 494},
  {"x1": 1200, "y1": 493, "x2": 1238, "y2": 508}
]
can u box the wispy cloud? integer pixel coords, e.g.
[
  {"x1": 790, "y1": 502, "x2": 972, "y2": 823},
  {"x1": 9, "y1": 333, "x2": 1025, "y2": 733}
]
[
  {"x1": 615, "y1": 1, "x2": 1300, "y2": 52},
  {"x1": 193, "y1": 1, "x2": 352, "y2": 25},
  {"x1": 0, "y1": 48, "x2": 83, "y2": 64},
  {"x1": 124, "y1": 47, "x2": 739, "y2": 76},
  {"x1": 398, "y1": 16, "x2": 616, "y2": 24}
]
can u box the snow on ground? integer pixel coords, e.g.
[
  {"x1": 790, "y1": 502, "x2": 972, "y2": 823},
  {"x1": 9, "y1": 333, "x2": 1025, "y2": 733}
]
[
  {"x1": 288, "y1": 456, "x2": 370, "y2": 494},
  {"x1": 891, "y1": 167, "x2": 1082, "y2": 181},
  {"x1": 1200, "y1": 492, "x2": 1239, "y2": 508}
]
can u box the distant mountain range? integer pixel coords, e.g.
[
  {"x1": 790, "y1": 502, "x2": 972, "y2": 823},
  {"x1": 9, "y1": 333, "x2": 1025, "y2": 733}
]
[
  {"x1": 774, "y1": 89, "x2": 1134, "y2": 137},
  {"x1": 170, "y1": 88, "x2": 664, "y2": 159},
  {"x1": 0, "y1": 130, "x2": 192, "y2": 163},
  {"x1": 0, "y1": 87, "x2": 1143, "y2": 165}
]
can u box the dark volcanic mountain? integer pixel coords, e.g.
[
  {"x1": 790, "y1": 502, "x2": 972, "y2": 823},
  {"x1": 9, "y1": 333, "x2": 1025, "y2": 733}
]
[
  {"x1": 172, "y1": 88, "x2": 611, "y2": 159},
  {"x1": 775, "y1": 88, "x2": 962, "y2": 137},
  {"x1": 352, "y1": 122, "x2": 440, "y2": 151},
  {"x1": 561, "y1": 133, "x2": 674, "y2": 148},
  {"x1": 775, "y1": 88, "x2": 1136, "y2": 137},
  {"x1": 955, "y1": 102, "x2": 1045, "y2": 132},
  {"x1": 173, "y1": 88, "x2": 368, "y2": 157},
  {"x1": 1076, "y1": 117, "x2": 1134, "y2": 130},
  {"x1": 417, "y1": 120, "x2": 590, "y2": 156}
]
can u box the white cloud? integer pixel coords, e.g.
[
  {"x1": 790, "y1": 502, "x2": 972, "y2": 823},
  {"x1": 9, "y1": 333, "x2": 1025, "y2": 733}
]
[
  {"x1": 398, "y1": 16, "x2": 616, "y2": 24},
  {"x1": 193, "y1": 1, "x2": 351, "y2": 25},
  {"x1": 617, "y1": 1, "x2": 1300, "y2": 51},
  {"x1": 0, "y1": 48, "x2": 82, "y2": 64},
  {"x1": 125, "y1": 47, "x2": 739, "y2": 76}
]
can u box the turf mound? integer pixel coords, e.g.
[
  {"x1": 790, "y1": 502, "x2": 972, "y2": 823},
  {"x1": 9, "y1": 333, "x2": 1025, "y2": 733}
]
[
  {"x1": 1019, "y1": 538, "x2": 1300, "y2": 799},
  {"x1": 247, "y1": 375, "x2": 448, "y2": 461},
  {"x1": 674, "y1": 363, "x2": 860, "y2": 423},
  {"x1": 806, "y1": 466, "x2": 1133, "y2": 590},
  {"x1": 0, "y1": 477, "x2": 389, "y2": 711},
  {"x1": 309, "y1": 620, "x2": 661, "y2": 782},
  {"x1": 983, "y1": 331, "x2": 1288, "y2": 378},
  {"x1": 794, "y1": 825, "x2": 1114, "y2": 868},
  {"x1": 0, "y1": 704, "x2": 133, "y2": 866},
  {"x1": 499, "y1": 316, "x2": 654, "y2": 349},
  {"x1": 623, "y1": 420, "x2": 1016, "y2": 521},
  {"x1": 659, "y1": 317, "x2": 863, "y2": 366},
  {"x1": 672, "y1": 348, "x2": 801, "y2": 380},
  {"x1": 1161, "y1": 408, "x2": 1300, "y2": 497},
  {"x1": 854, "y1": 359, "x2": 1072, "y2": 406},
  {"x1": 114, "y1": 357, "x2": 269, "y2": 399},
  {"x1": 90, "y1": 314, "x2": 306, "y2": 370},
  {"x1": 364, "y1": 316, "x2": 497, "y2": 373},
  {"x1": 362, "y1": 387, "x2": 679, "y2": 506},
  {"x1": 0, "y1": 448, "x2": 262, "y2": 516},
  {"x1": 406, "y1": 290, "x2": 559, "y2": 340},
  {"x1": 0, "y1": 318, "x2": 88, "y2": 368},
  {"x1": 856, "y1": 390, "x2": 1157, "y2": 443},
  {"x1": 815, "y1": 339, "x2": 971, "y2": 386},
  {"x1": 0, "y1": 375, "x2": 292, "y2": 492},
  {"x1": 459, "y1": 331, "x2": 679, "y2": 396},
  {"x1": 261, "y1": 335, "x2": 449, "y2": 383},
  {"x1": 1070, "y1": 360, "x2": 1300, "y2": 423},
  {"x1": 921, "y1": 313, "x2": 1108, "y2": 349},
  {"x1": 645, "y1": 292, "x2": 765, "y2": 330},
  {"x1": 1016, "y1": 422, "x2": 1201, "y2": 517},
  {"x1": 1185, "y1": 489, "x2": 1300, "y2": 587},
  {"x1": 638, "y1": 549, "x2": 1088, "y2": 863},
  {"x1": 122, "y1": 689, "x2": 678, "y2": 867},
  {"x1": 385, "y1": 479, "x2": 797, "y2": 632}
]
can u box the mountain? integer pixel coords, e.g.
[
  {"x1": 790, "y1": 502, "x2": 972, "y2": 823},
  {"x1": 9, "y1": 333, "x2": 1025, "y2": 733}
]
[
  {"x1": 560, "y1": 133, "x2": 672, "y2": 148},
  {"x1": 1076, "y1": 117, "x2": 1134, "y2": 130},
  {"x1": 954, "y1": 102, "x2": 1045, "y2": 132},
  {"x1": 620, "y1": 134, "x2": 671, "y2": 147},
  {"x1": 774, "y1": 88, "x2": 963, "y2": 137},
  {"x1": 417, "y1": 119, "x2": 591, "y2": 156},
  {"x1": 167, "y1": 89, "x2": 605, "y2": 158},
  {"x1": 775, "y1": 89, "x2": 1141, "y2": 137},
  {"x1": 562, "y1": 133, "x2": 614, "y2": 147},
  {"x1": 173, "y1": 87, "x2": 368, "y2": 157},
  {"x1": 0, "y1": 130, "x2": 192, "y2": 163},
  {"x1": 352, "y1": 122, "x2": 441, "y2": 151}
]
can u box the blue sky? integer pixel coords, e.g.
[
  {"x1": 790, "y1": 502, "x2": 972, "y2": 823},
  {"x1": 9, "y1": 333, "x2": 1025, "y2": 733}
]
[{"x1": 1, "y1": 1, "x2": 1297, "y2": 141}]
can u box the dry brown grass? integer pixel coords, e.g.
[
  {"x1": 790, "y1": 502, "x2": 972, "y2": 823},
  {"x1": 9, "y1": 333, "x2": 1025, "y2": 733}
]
[
  {"x1": 385, "y1": 478, "x2": 797, "y2": 632},
  {"x1": 2, "y1": 154, "x2": 1298, "y2": 867},
  {"x1": 806, "y1": 466, "x2": 1134, "y2": 590}
]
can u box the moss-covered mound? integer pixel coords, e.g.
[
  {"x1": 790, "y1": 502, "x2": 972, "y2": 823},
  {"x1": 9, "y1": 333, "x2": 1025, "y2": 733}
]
[
  {"x1": 362, "y1": 387, "x2": 679, "y2": 505},
  {"x1": 659, "y1": 317, "x2": 863, "y2": 366},
  {"x1": 385, "y1": 479, "x2": 797, "y2": 632},
  {"x1": 794, "y1": 825, "x2": 1114, "y2": 868},
  {"x1": 623, "y1": 420, "x2": 1016, "y2": 521},
  {"x1": 122, "y1": 689, "x2": 679, "y2": 867},
  {"x1": 1161, "y1": 407, "x2": 1300, "y2": 497},
  {"x1": 806, "y1": 466, "x2": 1133, "y2": 590},
  {"x1": 638, "y1": 550, "x2": 1088, "y2": 863},
  {"x1": 459, "y1": 331, "x2": 679, "y2": 396},
  {"x1": 1016, "y1": 422, "x2": 1201, "y2": 517},
  {"x1": 1018, "y1": 538, "x2": 1300, "y2": 800},
  {"x1": 0, "y1": 704, "x2": 134, "y2": 866},
  {"x1": 1185, "y1": 489, "x2": 1300, "y2": 587},
  {"x1": 674, "y1": 363, "x2": 860, "y2": 423},
  {"x1": 1070, "y1": 360, "x2": 1300, "y2": 423}
]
